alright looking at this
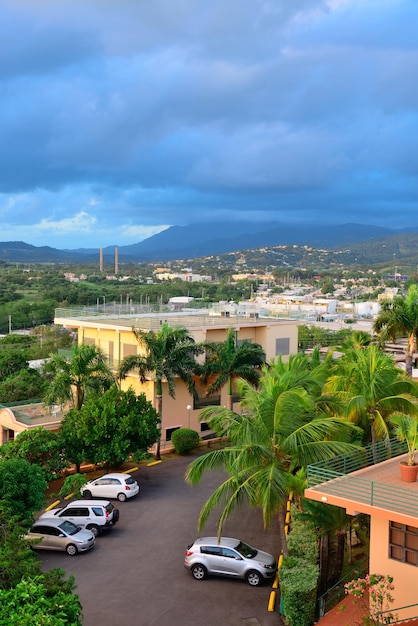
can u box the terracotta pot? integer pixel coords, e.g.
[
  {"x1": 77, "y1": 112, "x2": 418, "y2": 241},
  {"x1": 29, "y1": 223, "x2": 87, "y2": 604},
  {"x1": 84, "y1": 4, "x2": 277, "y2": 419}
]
[{"x1": 399, "y1": 462, "x2": 418, "y2": 482}]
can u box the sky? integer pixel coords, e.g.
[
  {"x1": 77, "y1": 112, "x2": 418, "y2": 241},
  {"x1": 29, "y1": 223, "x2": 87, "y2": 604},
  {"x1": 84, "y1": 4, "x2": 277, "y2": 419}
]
[{"x1": 1, "y1": 0, "x2": 418, "y2": 249}]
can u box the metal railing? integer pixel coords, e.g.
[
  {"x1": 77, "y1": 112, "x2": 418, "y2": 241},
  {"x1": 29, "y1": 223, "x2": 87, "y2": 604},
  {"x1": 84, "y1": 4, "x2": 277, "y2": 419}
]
[
  {"x1": 377, "y1": 603, "x2": 418, "y2": 623},
  {"x1": 317, "y1": 556, "x2": 368, "y2": 618}
]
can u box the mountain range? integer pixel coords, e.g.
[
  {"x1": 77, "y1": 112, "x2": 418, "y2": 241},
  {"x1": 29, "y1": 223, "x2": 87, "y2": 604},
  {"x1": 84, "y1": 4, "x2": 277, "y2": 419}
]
[{"x1": 1, "y1": 222, "x2": 417, "y2": 265}]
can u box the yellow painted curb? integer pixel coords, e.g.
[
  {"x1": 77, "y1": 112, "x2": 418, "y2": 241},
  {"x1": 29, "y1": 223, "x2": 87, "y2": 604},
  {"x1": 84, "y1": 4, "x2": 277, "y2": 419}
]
[
  {"x1": 268, "y1": 591, "x2": 276, "y2": 612},
  {"x1": 64, "y1": 493, "x2": 74, "y2": 500},
  {"x1": 272, "y1": 573, "x2": 279, "y2": 589},
  {"x1": 147, "y1": 460, "x2": 162, "y2": 466},
  {"x1": 123, "y1": 467, "x2": 138, "y2": 473},
  {"x1": 45, "y1": 500, "x2": 60, "y2": 511}
]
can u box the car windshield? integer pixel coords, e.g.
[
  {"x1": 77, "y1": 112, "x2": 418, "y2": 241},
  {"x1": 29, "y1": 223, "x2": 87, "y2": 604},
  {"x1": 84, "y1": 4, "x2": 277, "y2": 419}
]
[
  {"x1": 234, "y1": 541, "x2": 257, "y2": 559},
  {"x1": 58, "y1": 520, "x2": 80, "y2": 536},
  {"x1": 125, "y1": 476, "x2": 135, "y2": 484}
]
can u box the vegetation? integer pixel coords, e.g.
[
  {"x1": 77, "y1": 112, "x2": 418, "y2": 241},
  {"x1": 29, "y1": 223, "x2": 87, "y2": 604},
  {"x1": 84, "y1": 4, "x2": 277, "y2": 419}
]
[
  {"x1": 118, "y1": 323, "x2": 204, "y2": 459},
  {"x1": 390, "y1": 413, "x2": 418, "y2": 466},
  {"x1": 0, "y1": 428, "x2": 68, "y2": 481},
  {"x1": 171, "y1": 428, "x2": 200, "y2": 455},
  {"x1": 61, "y1": 386, "x2": 159, "y2": 469},
  {"x1": 201, "y1": 328, "x2": 265, "y2": 410},
  {"x1": 374, "y1": 284, "x2": 418, "y2": 376},
  {"x1": 0, "y1": 458, "x2": 47, "y2": 520},
  {"x1": 186, "y1": 355, "x2": 361, "y2": 553},
  {"x1": 44, "y1": 344, "x2": 115, "y2": 410},
  {"x1": 325, "y1": 344, "x2": 418, "y2": 446}
]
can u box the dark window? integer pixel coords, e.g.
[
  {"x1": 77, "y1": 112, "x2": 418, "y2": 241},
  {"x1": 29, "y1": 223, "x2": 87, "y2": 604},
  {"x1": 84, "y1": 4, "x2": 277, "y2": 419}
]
[
  {"x1": 166, "y1": 426, "x2": 180, "y2": 441},
  {"x1": 276, "y1": 337, "x2": 290, "y2": 356},
  {"x1": 221, "y1": 548, "x2": 239, "y2": 559},
  {"x1": 389, "y1": 521, "x2": 418, "y2": 566},
  {"x1": 200, "y1": 422, "x2": 211, "y2": 432},
  {"x1": 193, "y1": 395, "x2": 221, "y2": 409},
  {"x1": 92, "y1": 507, "x2": 104, "y2": 517},
  {"x1": 201, "y1": 546, "x2": 222, "y2": 556}
]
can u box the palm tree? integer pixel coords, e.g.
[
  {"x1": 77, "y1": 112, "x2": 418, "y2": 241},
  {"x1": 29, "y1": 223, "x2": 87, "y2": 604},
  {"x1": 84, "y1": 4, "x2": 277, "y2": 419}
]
[
  {"x1": 186, "y1": 356, "x2": 361, "y2": 554},
  {"x1": 201, "y1": 328, "x2": 265, "y2": 409},
  {"x1": 118, "y1": 323, "x2": 203, "y2": 459},
  {"x1": 373, "y1": 284, "x2": 418, "y2": 376},
  {"x1": 44, "y1": 344, "x2": 114, "y2": 411},
  {"x1": 325, "y1": 344, "x2": 418, "y2": 447}
]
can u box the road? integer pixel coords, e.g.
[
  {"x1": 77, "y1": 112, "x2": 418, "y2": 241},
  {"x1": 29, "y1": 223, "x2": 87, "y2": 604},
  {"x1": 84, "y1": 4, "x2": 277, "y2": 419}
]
[{"x1": 40, "y1": 452, "x2": 284, "y2": 626}]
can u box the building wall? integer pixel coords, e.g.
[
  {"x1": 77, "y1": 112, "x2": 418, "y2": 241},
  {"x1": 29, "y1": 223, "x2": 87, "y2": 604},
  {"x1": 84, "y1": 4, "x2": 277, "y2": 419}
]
[{"x1": 370, "y1": 516, "x2": 418, "y2": 618}]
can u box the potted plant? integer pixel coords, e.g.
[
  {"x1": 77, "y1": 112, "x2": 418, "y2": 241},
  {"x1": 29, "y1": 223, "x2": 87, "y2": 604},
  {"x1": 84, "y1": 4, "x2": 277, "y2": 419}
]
[{"x1": 390, "y1": 413, "x2": 418, "y2": 482}]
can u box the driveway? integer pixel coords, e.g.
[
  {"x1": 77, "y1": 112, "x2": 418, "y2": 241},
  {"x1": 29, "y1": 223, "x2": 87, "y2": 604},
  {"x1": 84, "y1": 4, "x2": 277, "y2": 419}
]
[{"x1": 40, "y1": 452, "x2": 284, "y2": 626}]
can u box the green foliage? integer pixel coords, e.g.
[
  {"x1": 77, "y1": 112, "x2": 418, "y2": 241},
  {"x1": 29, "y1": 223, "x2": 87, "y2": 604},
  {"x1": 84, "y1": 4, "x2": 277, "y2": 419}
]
[
  {"x1": 0, "y1": 575, "x2": 82, "y2": 625},
  {"x1": 280, "y1": 556, "x2": 319, "y2": 626},
  {"x1": 44, "y1": 343, "x2": 115, "y2": 410},
  {"x1": 0, "y1": 503, "x2": 42, "y2": 589},
  {"x1": 61, "y1": 386, "x2": 159, "y2": 468},
  {"x1": 0, "y1": 458, "x2": 47, "y2": 520},
  {"x1": 0, "y1": 368, "x2": 47, "y2": 403},
  {"x1": 0, "y1": 350, "x2": 28, "y2": 380},
  {"x1": 171, "y1": 428, "x2": 200, "y2": 454},
  {"x1": 58, "y1": 473, "x2": 88, "y2": 499},
  {"x1": 286, "y1": 517, "x2": 318, "y2": 566},
  {"x1": 0, "y1": 428, "x2": 68, "y2": 481}
]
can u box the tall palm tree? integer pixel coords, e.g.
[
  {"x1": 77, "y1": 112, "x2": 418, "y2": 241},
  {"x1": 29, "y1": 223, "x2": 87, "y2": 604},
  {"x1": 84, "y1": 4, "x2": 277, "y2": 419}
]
[
  {"x1": 186, "y1": 356, "x2": 361, "y2": 554},
  {"x1": 44, "y1": 344, "x2": 114, "y2": 411},
  {"x1": 118, "y1": 323, "x2": 203, "y2": 459},
  {"x1": 201, "y1": 328, "x2": 265, "y2": 409},
  {"x1": 373, "y1": 284, "x2": 418, "y2": 376},
  {"x1": 325, "y1": 344, "x2": 418, "y2": 447}
]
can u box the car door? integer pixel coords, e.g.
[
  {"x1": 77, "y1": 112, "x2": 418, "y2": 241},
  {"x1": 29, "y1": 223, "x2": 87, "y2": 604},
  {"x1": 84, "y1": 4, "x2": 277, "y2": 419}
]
[
  {"x1": 200, "y1": 546, "x2": 225, "y2": 574},
  {"x1": 91, "y1": 477, "x2": 112, "y2": 497},
  {"x1": 30, "y1": 524, "x2": 53, "y2": 550},
  {"x1": 219, "y1": 547, "x2": 244, "y2": 576}
]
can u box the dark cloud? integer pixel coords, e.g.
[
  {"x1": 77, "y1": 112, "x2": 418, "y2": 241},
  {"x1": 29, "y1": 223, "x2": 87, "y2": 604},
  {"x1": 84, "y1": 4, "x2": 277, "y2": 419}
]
[{"x1": 0, "y1": 0, "x2": 417, "y2": 248}]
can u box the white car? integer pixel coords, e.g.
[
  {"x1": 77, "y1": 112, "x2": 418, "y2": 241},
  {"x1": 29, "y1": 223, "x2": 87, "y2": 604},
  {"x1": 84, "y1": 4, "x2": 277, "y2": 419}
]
[{"x1": 81, "y1": 473, "x2": 140, "y2": 502}]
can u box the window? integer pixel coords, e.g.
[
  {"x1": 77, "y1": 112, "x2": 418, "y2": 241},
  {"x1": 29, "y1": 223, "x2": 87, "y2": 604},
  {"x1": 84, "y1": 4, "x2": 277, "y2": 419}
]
[
  {"x1": 123, "y1": 344, "x2": 137, "y2": 358},
  {"x1": 166, "y1": 426, "x2": 180, "y2": 441},
  {"x1": 201, "y1": 546, "x2": 221, "y2": 556},
  {"x1": 389, "y1": 521, "x2": 418, "y2": 566},
  {"x1": 221, "y1": 548, "x2": 239, "y2": 559},
  {"x1": 276, "y1": 338, "x2": 290, "y2": 356},
  {"x1": 92, "y1": 507, "x2": 104, "y2": 517}
]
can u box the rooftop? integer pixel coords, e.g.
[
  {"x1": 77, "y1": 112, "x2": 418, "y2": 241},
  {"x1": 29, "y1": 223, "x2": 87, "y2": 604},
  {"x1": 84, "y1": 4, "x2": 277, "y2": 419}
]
[{"x1": 305, "y1": 439, "x2": 418, "y2": 526}]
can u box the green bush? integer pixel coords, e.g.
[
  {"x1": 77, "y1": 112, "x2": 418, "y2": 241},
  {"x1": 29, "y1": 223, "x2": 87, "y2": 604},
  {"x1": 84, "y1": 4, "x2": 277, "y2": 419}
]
[
  {"x1": 280, "y1": 556, "x2": 319, "y2": 626},
  {"x1": 171, "y1": 428, "x2": 200, "y2": 454}
]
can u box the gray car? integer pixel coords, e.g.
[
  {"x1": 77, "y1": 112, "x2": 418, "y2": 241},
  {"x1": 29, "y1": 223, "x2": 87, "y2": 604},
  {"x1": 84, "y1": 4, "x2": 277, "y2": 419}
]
[
  {"x1": 184, "y1": 537, "x2": 277, "y2": 586},
  {"x1": 26, "y1": 518, "x2": 96, "y2": 556}
]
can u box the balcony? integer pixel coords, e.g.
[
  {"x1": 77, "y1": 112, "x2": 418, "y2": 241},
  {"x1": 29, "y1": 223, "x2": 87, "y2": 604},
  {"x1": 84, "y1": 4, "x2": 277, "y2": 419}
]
[{"x1": 305, "y1": 438, "x2": 418, "y2": 525}]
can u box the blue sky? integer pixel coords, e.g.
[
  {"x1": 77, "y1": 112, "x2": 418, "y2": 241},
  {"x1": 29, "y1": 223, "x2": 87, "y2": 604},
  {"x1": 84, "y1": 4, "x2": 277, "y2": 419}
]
[{"x1": 1, "y1": 0, "x2": 417, "y2": 249}]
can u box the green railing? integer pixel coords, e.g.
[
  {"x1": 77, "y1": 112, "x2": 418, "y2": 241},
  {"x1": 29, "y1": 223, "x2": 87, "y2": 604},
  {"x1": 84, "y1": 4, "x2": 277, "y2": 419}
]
[
  {"x1": 307, "y1": 438, "x2": 418, "y2": 519},
  {"x1": 317, "y1": 556, "x2": 368, "y2": 618},
  {"x1": 377, "y1": 603, "x2": 418, "y2": 623}
]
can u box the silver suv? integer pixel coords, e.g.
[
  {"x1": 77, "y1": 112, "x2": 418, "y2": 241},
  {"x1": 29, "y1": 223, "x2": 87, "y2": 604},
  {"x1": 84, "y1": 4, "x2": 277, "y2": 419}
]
[
  {"x1": 40, "y1": 500, "x2": 119, "y2": 536},
  {"x1": 184, "y1": 537, "x2": 277, "y2": 586}
]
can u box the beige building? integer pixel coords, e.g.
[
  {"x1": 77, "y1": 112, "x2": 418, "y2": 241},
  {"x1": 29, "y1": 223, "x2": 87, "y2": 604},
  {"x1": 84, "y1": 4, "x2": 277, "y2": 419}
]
[
  {"x1": 305, "y1": 439, "x2": 418, "y2": 621},
  {"x1": 53, "y1": 306, "x2": 298, "y2": 448},
  {"x1": 0, "y1": 402, "x2": 64, "y2": 444}
]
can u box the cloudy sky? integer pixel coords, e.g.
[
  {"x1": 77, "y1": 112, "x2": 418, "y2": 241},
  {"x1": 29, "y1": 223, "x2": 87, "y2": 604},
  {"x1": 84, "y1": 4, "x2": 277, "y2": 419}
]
[{"x1": 1, "y1": 0, "x2": 417, "y2": 249}]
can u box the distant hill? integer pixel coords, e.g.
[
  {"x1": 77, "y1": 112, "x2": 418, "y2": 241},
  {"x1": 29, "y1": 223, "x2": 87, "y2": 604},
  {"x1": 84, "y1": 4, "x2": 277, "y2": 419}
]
[{"x1": 0, "y1": 222, "x2": 417, "y2": 264}]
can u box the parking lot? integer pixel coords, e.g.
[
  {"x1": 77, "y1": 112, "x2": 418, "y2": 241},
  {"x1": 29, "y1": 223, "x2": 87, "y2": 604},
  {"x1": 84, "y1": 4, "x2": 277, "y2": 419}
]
[{"x1": 39, "y1": 451, "x2": 284, "y2": 626}]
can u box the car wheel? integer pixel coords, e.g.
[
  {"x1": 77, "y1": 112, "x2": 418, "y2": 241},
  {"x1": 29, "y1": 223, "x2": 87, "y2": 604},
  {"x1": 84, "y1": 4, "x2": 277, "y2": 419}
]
[
  {"x1": 66, "y1": 543, "x2": 78, "y2": 556},
  {"x1": 246, "y1": 570, "x2": 262, "y2": 586},
  {"x1": 191, "y1": 564, "x2": 207, "y2": 581},
  {"x1": 117, "y1": 493, "x2": 127, "y2": 502},
  {"x1": 87, "y1": 524, "x2": 100, "y2": 537},
  {"x1": 83, "y1": 490, "x2": 92, "y2": 499}
]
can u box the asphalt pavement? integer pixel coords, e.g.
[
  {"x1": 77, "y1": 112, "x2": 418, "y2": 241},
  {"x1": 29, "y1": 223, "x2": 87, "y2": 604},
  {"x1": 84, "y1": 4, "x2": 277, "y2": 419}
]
[{"x1": 39, "y1": 451, "x2": 284, "y2": 626}]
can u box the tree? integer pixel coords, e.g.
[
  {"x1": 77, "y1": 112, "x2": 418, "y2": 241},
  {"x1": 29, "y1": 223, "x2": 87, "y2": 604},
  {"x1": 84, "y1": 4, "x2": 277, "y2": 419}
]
[
  {"x1": 0, "y1": 458, "x2": 47, "y2": 520},
  {"x1": 118, "y1": 324, "x2": 203, "y2": 459},
  {"x1": 186, "y1": 357, "x2": 361, "y2": 554},
  {"x1": 0, "y1": 368, "x2": 47, "y2": 402},
  {"x1": 0, "y1": 575, "x2": 82, "y2": 625},
  {"x1": 44, "y1": 343, "x2": 115, "y2": 410},
  {"x1": 373, "y1": 284, "x2": 418, "y2": 376},
  {"x1": 62, "y1": 386, "x2": 159, "y2": 469},
  {"x1": 325, "y1": 344, "x2": 418, "y2": 446},
  {"x1": 201, "y1": 328, "x2": 265, "y2": 410},
  {"x1": 0, "y1": 428, "x2": 68, "y2": 481}
]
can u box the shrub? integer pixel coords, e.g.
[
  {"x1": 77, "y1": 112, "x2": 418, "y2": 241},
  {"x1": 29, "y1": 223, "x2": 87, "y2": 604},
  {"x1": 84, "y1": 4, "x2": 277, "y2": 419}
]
[
  {"x1": 171, "y1": 428, "x2": 200, "y2": 454},
  {"x1": 280, "y1": 556, "x2": 319, "y2": 626}
]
